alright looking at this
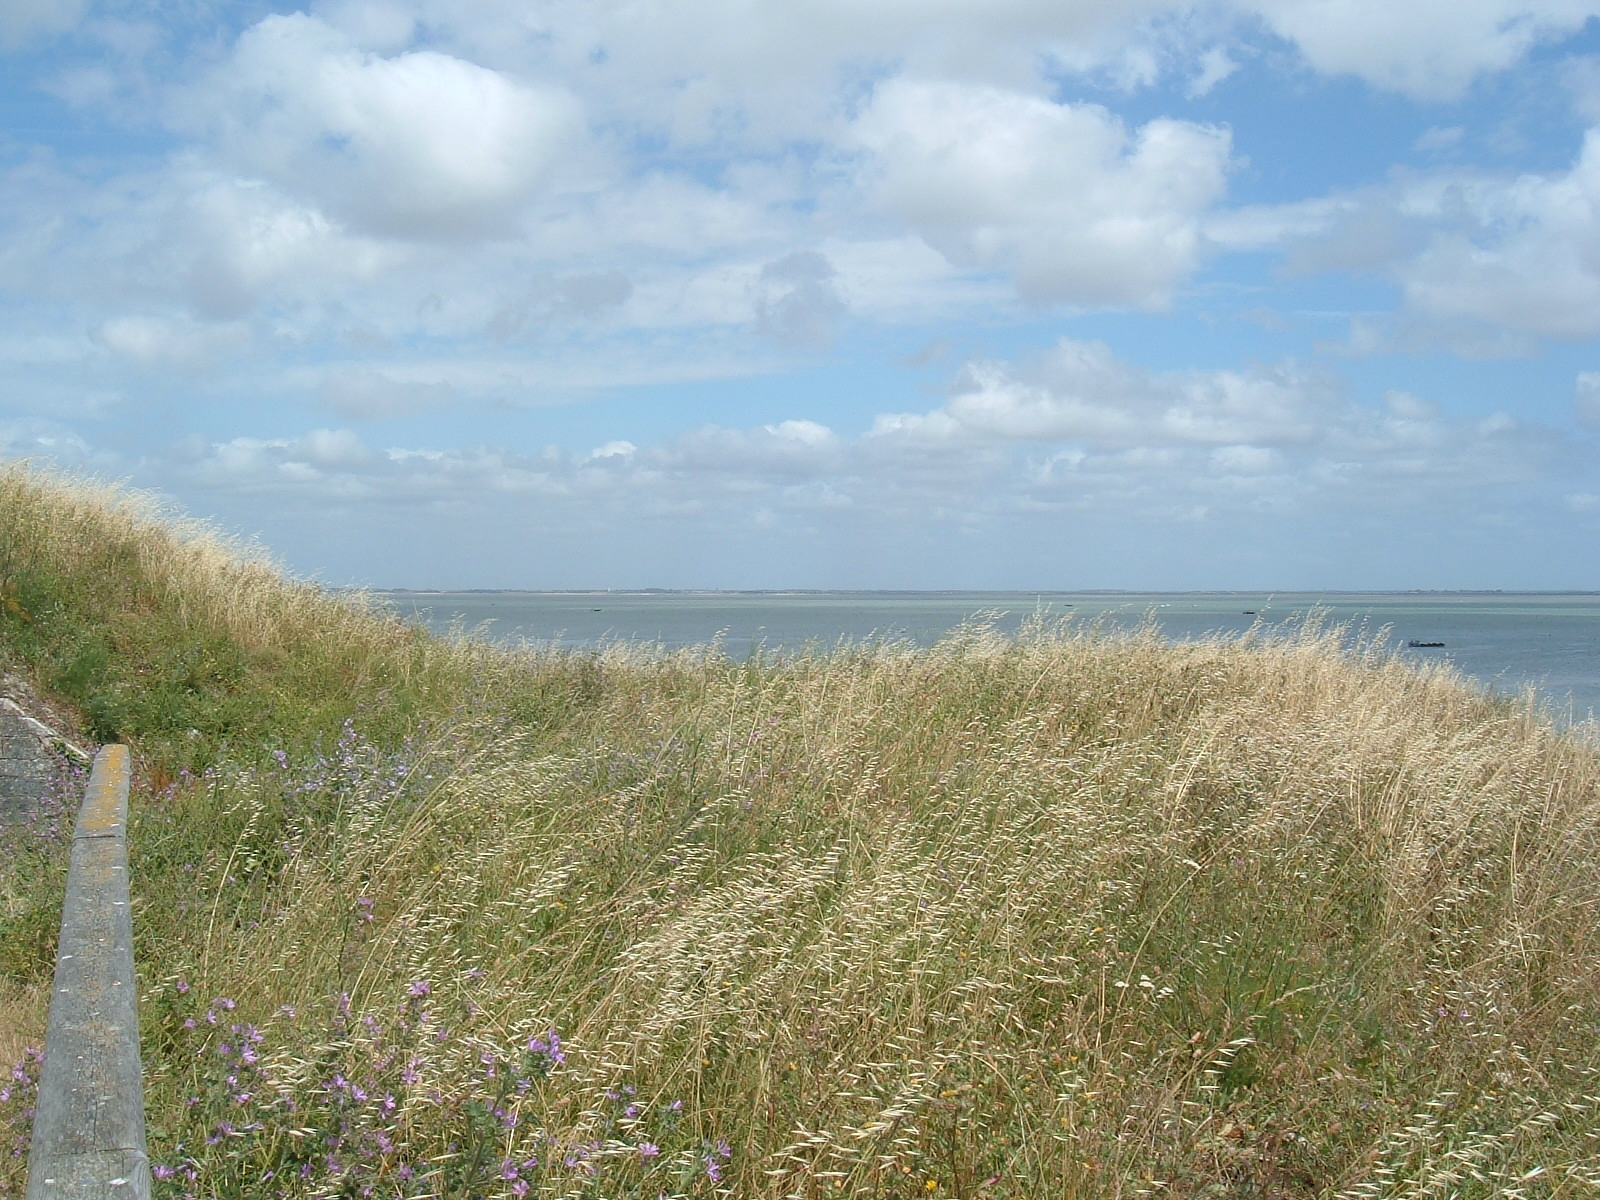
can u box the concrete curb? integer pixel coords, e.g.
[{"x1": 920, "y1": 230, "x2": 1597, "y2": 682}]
[{"x1": 25, "y1": 744, "x2": 151, "y2": 1200}]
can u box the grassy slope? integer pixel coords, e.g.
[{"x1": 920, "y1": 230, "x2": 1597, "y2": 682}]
[{"x1": 3, "y1": 464, "x2": 1600, "y2": 1198}]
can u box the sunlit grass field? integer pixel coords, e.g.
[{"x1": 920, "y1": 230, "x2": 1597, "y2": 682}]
[{"x1": 3, "y1": 463, "x2": 1600, "y2": 1198}]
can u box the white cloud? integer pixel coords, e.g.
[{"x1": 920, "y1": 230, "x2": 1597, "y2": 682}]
[
  {"x1": 854, "y1": 79, "x2": 1232, "y2": 307},
  {"x1": 146, "y1": 341, "x2": 1568, "y2": 535},
  {"x1": 1393, "y1": 132, "x2": 1600, "y2": 339},
  {"x1": 313, "y1": 0, "x2": 419, "y2": 52},
  {"x1": 399, "y1": 0, "x2": 1586, "y2": 134},
  {"x1": 82, "y1": 168, "x2": 396, "y2": 321},
  {"x1": 1188, "y1": 46, "x2": 1240, "y2": 96},
  {"x1": 194, "y1": 14, "x2": 587, "y2": 239},
  {"x1": 751, "y1": 252, "x2": 846, "y2": 347},
  {"x1": 434, "y1": 0, "x2": 1174, "y2": 146},
  {"x1": 1204, "y1": 128, "x2": 1600, "y2": 343},
  {"x1": 1204, "y1": 194, "x2": 1361, "y2": 253},
  {"x1": 11, "y1": 0, "x2": 1590, "y2": 372},
  {"x1": 173, "y1": 428, "x2": 379, "y2": 492},
  {"x1": 873, "y1": 339, "x2": 1338, "y2": 449},
  {"x1": 654, "y1": 419, "x2": 843, "y2": 480},
  {"x1": 1244, "y1": 0, "x2": 1600, "y2": 99},
  {"x1": 94, "y1": 315, "x2": 252, "y2": 370},
  {"x1": 300, "y1": 427, "x2": 374, "y2": 469},
  {"x1": 175, "y1": 178, "x2": 376, "y2": 318},
  {"x1": 0, "y1": 419, "x2": 98, "y2": 466}
]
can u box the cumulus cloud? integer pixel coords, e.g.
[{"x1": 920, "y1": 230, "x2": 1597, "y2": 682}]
[
  {"x1": 169, "y1": 427, "x2": 380, "y2": 493},
  {"x1": 173, "y1": 177, "x2": 387, "y2": 318},
  {"x1": 872, "y1": 339, "x2": 1339, "y2": 450},
  {"x1": 1243, "y1": 0, "x2": 1600, "y2": 99},
  {"x1": 11, "y1": 0, "x2": 1591, "y2": 365},
  {"x1": 1391, "y1": 133, "x2": 1600, "y2": 339},
  {"x1": 445, "y1": 0, "x2": 1172, "y2": 146},
  {"x1": 1206, "y1": 127, "x2": 1600, "y2": 343},
  {"x1": 659, "y1": 419, "x2": 842, "y2": 479},
  {"x1": 391, "y1": 0, "x2": 1585, "y2": 136},
  {"x1": 854, "y1": 79, "x2": 1231, "y2": 307},
  {"x1": 144, "y1": 340, "x2": 1568, "y2": 532},
  {"x1": 751, "y1": 252, "x2": 846, "y2": 347},
  {"x1": 6, "y1": 0, "x2": 1600, "y2": 586},
  {"x1": 194, "y1": 14, "x2": 586, "y2": 239}
]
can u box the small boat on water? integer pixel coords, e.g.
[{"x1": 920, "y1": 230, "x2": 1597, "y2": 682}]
[{"x1": 1407, "y1": 640, "x2": 1446, "y2": 648}]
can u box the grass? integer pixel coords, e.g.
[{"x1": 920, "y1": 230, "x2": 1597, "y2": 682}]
[{"x1": 3, "y1": 462, "x2": 1600, "y2": 1197}]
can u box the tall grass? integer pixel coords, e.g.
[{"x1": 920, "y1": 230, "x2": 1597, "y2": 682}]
[
  {"x1": 3, "y1": 464, "x2": 1600, "y2": 1197},
  {"x1": 0, "y1": 463, "x2": 490, "y2": 770}
]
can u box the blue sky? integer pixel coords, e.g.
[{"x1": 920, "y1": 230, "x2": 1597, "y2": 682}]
[{"x1": 5, "y1": 0, "x2": 1600, "y2": 589}]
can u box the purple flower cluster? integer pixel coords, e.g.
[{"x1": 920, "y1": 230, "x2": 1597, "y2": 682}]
[
  {"x1": 0, "y1": 1047, "x2": 44, "y2": 1166},
  {"x1": 143, "y1": 979, "x2": 630, "y2": 1199},
  {"x1": 138, "y1": 974, "x2": 737, "y2": 1198},
  {"x1": 270, "y1": 720, "x2": 435, "y2": 816}
]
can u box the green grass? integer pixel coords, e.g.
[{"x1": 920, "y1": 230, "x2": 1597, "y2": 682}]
[{"x1": 3, "y1": 463, "x2": 1600, "y2": 1198}]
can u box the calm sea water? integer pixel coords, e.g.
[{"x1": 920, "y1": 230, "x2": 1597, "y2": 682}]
[{"x1": 376, "y1": 591, "x2": 1600, "y2": 726}]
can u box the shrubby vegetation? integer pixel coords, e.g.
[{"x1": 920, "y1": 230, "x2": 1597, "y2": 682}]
[{"x1": 3, "y1": 463, "x2": 1600, "y2": 1197}]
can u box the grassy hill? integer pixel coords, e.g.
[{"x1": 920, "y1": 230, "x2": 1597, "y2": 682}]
[{"x1": 2, "y1": 463, "x2": 1599, "y2": 1198}]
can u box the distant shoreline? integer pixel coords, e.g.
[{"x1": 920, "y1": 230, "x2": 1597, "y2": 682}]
[{"x1": 364, "y1": 587, "x2": 1600, "y2": 597}]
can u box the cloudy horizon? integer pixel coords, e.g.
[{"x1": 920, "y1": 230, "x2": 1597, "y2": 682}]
[{"x1": 4, "y1": 0, "x2": 1600, "y2": 589}]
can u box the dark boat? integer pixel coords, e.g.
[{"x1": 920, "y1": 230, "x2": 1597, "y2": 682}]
[{"x1": 1407, "y1": 640, "x2": 1445, "y2": 648}]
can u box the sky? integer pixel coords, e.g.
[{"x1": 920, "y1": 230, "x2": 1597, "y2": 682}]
[{"x1": 5, "y1": 1, "x2": 1600, "y2": 589}]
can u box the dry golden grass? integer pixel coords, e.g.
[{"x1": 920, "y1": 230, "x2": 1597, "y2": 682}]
[{"x1": 125, "y1": 627, "x2": 1600, "y2": 1197}]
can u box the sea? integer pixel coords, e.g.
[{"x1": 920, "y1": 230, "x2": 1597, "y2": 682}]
[{"x1": 374, "y1": 591, "x2": 1600, "y2": 728}]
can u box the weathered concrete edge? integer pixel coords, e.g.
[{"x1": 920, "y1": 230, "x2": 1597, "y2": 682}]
[
  {"x1": 0, "y1": 694, "x2": 91, "y2": 762},
  {"x1": 26, "y1": 744, "x2": 152, "y2": 1200}
]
